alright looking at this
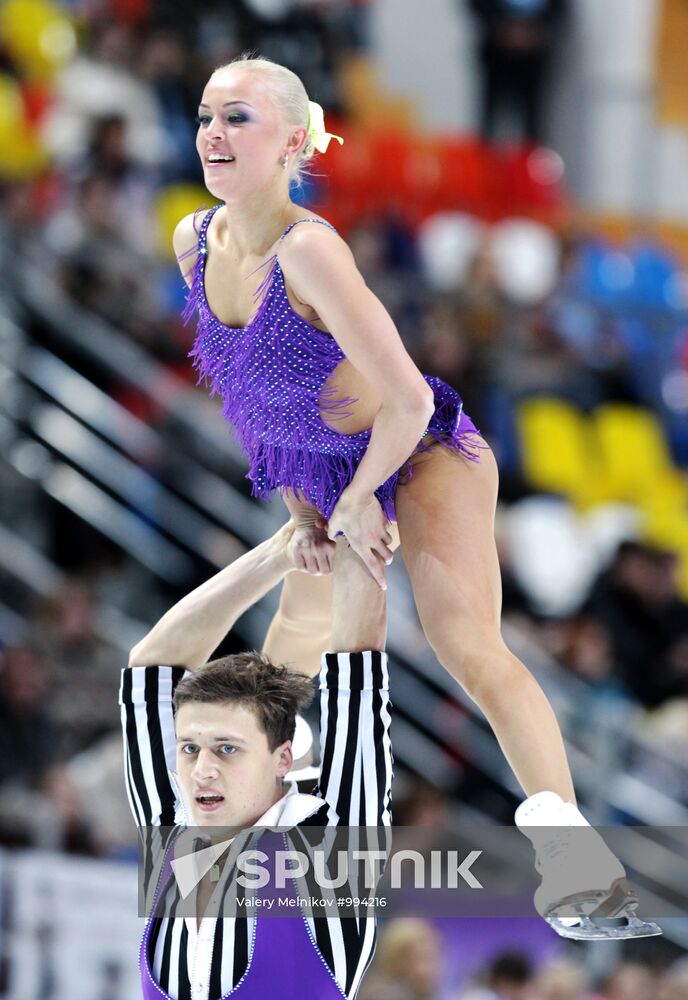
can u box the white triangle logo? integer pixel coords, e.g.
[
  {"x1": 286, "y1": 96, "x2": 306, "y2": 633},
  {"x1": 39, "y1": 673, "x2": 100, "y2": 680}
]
[{"x1": 170, "y1": 838, "x2": 235, "y2": 899}]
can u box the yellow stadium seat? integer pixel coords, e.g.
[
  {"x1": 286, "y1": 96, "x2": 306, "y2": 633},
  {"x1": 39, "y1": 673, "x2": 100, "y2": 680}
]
[
  {"x1": 592, "y1": 404, "x2": 687, "y2": 508},
  {"x1": 518, "y1": 398, "x2": 688, "y2": 589},
  {"x1": 154, "y1": 184, "x2": 218, "y2": 261},
  {"x1": 517, "y1": 397, "x2": 611, "y2": 507},
  {"x1": 0, "y1": 0, "x2": 76, "y2": 80}
]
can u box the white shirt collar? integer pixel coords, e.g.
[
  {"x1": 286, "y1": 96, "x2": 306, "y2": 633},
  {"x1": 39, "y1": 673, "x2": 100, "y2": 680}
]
[
  {"x1": 169, "y1": 771, "x2": 323, "y2": 829},
  {"x1": 259, "y1": 780, "x2": 323, "y2": 827}
]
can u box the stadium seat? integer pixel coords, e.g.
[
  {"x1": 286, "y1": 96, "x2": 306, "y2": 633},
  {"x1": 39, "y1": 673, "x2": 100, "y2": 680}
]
[
  {"x1": 0, "y1": 0, "x2": 76, "y2": 80},
  {"x1": 154, "y1": 184, "x2": 216, "y2": 260},
  {"x1": 506, "y1": 495, "x2": 600, "y2": 615},
  {"x1": 517, "y1": 397, "x2": 610, "y2": 507},
  {"x1": 592, "y1": 403, "x2": 687, "y2": 508},
  {"x1": 496, "y1": 144, "x2": 567, "y2": 216},
  {"x1": 629, "y1": 240, "x2": 682, "y2": 310}
]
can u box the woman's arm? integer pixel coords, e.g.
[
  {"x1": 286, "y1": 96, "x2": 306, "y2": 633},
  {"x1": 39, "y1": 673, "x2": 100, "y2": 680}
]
[
  {"x1": 128, "y1": 524, "x2": 296, "y2": 670},
  {"x1": 278, "y1": 227, "x2": 435, "y2": 585}
]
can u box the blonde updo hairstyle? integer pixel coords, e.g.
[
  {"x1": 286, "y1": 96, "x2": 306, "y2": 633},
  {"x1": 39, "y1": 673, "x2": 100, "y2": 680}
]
[{"x1": 212, "y1": 53, "x2": 316, "y2": 187}]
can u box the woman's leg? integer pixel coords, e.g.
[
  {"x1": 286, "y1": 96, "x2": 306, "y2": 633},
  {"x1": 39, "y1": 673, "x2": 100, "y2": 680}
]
[
  {"x1": 262, "y1": 524, "x2": 400, "y2": 678},
  {"x1": 262, "y1": 571, "x2": 334, "y2": 678},
  {"x1": 395, "y1": 440, "x2": 576, "y2": 802}
]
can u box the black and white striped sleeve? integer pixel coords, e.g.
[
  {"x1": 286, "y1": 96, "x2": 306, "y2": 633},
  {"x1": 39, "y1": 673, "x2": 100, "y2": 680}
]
[
  {"x1": 315, "y1": 650, "x2": 393, "y2": 827},
  {"x1": 119, "y1": 666, "x2": 189, "y2": 828}
]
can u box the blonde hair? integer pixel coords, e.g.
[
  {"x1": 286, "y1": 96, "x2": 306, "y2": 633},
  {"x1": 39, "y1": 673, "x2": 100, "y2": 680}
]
[
  {"x1": 374, "y1": 919, "x2": 439, "y2": 980},
  {"x1": 212, "y1": 52, "x2": 315, "y2": 186}
]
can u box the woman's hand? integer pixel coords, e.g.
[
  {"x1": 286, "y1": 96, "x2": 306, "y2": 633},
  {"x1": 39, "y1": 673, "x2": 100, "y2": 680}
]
[
  {"x1": 326, "y1": 491, "x2": 394, "y2": 589},
  {"x1": 288, "y1": 516, "x2": 337, "y2": 575}
]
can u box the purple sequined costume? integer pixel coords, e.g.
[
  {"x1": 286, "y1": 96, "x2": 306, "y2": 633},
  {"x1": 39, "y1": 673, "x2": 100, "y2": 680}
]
[{"x1": 184, "y1": 205, "x2": 486, "y2": 521}]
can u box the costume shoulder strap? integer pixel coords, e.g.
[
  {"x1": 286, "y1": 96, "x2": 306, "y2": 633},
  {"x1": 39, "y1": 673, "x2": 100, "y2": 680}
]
[
  {"x1": 196, "y1": 203, "x2": 222, "y2": 252},
  {"x1": 277, "y1": 217, "x2": 337, "y2": 245}
]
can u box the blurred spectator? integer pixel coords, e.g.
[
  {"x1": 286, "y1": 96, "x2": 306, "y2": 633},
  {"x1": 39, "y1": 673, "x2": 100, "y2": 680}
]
[
  {"x1": 414, "y1": 300, "x2": 478, "y2": 395},
  {"x1": 357, "y1": 918, "x2": 442, "y2": 1000},
  {"x1": 533, "y1": 959, "x2": 587, "y2": 1000},
  {"x1": 545, "y1": 615, "x2": 628, "y2": 693},
  {"x1": 657, "y1": 961, "x2": 688, "y2": 1000},
  {"x1": 66, "y1": 733, "x2": 137, "y2": 855},
  {"x1": 32, "y1": 581, "x2": 121, "y2": 758},
  {"x1": 139, "y1": 28, "x2": 203, "y2": 182},
  {"x1": 0, "y1": 643, "x2": 58, "y2": 786},
  {"x1": 44, "y1": 170, "x2": 158, "y2": 324},
  {"x1": 393, "y1": 778, "x2": 451, "y2": 827},
  {"x1": 37, "y1": 763, "x2": 97, "y2": 854},
  {"x1": 584, "y1": 542, "x2": 688, "y2": 706},
  {"x1": 459, "y1": 950, "x2": 536, "y2": 1000},
  {"x1": 600, "y1": 961, "x2": 658, "y2": 1000},
  {"x1": 488, "y1": 951, "x2": 535, "y2": 1000},
  {"x1": 467, "y1": 0, "x2": 567, "y2": 143},
  {"x1": 630, "y1": 699, "x2": 688, "y2": 806},
  {"x1": 41, "y1": 22, "x2": 169, "y2": 170}
]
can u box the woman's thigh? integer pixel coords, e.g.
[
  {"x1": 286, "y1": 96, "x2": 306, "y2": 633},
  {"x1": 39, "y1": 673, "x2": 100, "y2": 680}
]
[
  {"x1": 261, "y1": 524, "x2": 401, "y2": 675},
  {"x1": 394, "y1": 439, "x2": 503, "y2": 660},
  {"x1": 261, "y1": 571, "x2": 334, "y2": 676}
]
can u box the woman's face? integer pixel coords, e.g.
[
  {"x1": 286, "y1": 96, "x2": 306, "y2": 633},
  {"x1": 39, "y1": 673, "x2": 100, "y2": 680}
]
[{"x1": 196, "y1": 68, "x2": 301, "y2": 202}]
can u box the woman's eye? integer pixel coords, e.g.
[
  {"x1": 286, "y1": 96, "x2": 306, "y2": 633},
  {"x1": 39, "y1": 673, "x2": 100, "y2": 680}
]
[{"x1": 195, "y1": 112, "x2": 246, "y2": 127}]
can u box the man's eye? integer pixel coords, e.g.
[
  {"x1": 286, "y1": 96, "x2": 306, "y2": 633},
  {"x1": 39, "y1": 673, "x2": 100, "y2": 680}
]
[
  {"x1": 182, "y1": 744, "x2": 198, "y2": 754},
  {"x1": 220, "y1": 745, "x2": 237, "y2": 755}
]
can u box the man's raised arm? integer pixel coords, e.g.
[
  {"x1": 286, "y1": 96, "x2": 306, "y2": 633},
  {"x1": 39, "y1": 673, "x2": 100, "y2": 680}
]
[
  {"x1": 314, "y1": 538, "x2": 393, "y2": 828},
  {"x1": 129, "y1": 523, "x2": 296, "y2": 670},
  {"x1": 121, "y1": 523, "x2": 299, "y2": 828}
]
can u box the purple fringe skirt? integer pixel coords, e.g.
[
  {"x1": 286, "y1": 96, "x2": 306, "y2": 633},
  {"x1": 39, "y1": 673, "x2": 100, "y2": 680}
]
[{"x1": 249, "y1": 375, "x2": 488, "y2": 523}]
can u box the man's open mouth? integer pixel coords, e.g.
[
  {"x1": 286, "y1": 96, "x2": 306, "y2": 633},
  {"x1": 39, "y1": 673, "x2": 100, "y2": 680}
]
[{"x1": 196, "y1": 793, "x2": 225, "y2": 811}]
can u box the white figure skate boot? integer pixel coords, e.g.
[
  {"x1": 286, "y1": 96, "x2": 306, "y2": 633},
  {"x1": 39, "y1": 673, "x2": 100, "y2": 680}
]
[{"x1": 515, "y1": 791, "x2": 662, "y2": 940}]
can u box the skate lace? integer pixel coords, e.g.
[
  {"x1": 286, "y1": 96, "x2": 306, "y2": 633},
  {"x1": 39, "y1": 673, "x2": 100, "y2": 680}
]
[{"x1": 535, "y1": 828, "x2": 573, "y2": 874}]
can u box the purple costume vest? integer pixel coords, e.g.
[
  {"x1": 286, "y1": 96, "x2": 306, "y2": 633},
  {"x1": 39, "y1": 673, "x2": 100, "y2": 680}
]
[
  {"x1": 140, "y1": 831, "x2": 347, "y2": 1000},
  {"x1": 183, "y1": 205, "x2": 487, "y2": 521}
]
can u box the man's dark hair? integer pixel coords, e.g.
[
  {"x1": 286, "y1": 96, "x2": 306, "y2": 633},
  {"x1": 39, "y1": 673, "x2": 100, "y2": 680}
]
[{"x1": 173, "y1": 651, "x2": 314, "y2": 752}]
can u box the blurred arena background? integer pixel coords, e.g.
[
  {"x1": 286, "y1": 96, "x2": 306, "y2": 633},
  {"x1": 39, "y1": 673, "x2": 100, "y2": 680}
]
[{"x1": 1, "y1": 0, "x2": 687, "y2": 997}]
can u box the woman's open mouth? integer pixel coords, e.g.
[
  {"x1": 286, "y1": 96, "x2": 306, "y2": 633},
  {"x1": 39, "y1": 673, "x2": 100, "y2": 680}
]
[{"x1": 206, "y1": 154, "x2": 236, "y2": 168}]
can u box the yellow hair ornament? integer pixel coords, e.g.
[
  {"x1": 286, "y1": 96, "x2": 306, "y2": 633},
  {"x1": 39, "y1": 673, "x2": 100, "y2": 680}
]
[{"x1": 307, "y1": 100, "x2": 344, "y2": 154}]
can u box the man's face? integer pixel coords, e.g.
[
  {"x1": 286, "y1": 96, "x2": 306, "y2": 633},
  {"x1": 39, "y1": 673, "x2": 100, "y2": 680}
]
[{"x1": 175, "y1": 701, "x2": 292, "y2": 828}]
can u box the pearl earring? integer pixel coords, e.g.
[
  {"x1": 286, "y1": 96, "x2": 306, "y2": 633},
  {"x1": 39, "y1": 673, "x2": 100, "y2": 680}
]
[{"x1": 282, "y1": 153, "x2": 289, "y2": 169}]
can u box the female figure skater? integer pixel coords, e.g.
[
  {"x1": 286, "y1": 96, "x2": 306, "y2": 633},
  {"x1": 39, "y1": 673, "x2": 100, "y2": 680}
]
[{"x1": 174, "y1": 54, "x2": 658, "y2": 941}]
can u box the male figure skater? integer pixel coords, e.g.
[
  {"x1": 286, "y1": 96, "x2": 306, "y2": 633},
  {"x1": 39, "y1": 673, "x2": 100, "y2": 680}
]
[{"x1": 121, "y1": 521, "x2": 391, "y2": 1000}]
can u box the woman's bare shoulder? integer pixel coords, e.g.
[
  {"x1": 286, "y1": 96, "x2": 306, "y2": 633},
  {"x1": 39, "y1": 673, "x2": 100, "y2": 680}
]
[
  {"x1": 173, "y1": 210, "x2": 210, "y2": 260},
  {"x1": 173, "y1": 209, "x2": 214, "y2": 285}
]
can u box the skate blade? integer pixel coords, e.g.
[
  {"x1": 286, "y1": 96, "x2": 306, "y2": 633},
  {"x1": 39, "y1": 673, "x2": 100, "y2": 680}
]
[{"x1": 547, "y1": 914, "x2": 663, "y2": 941}]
